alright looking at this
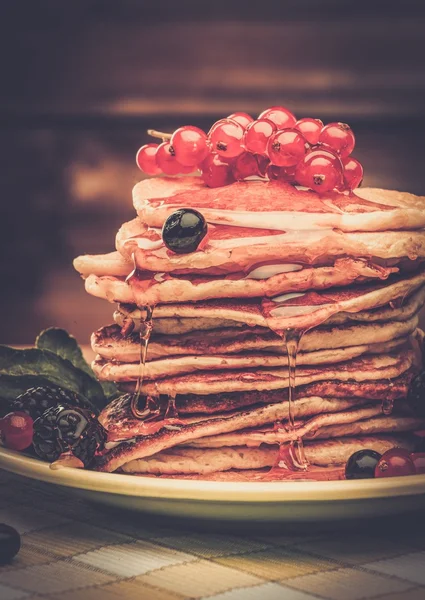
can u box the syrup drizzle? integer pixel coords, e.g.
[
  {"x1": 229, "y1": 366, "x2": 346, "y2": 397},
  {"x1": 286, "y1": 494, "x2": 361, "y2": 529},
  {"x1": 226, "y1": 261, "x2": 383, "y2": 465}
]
[
  {"x1": 165, "y1": 395, "x2": 179, "y2": 419},
  {"x1": 267, "y1": 328, "x2": 308, "y2": 476},
  {"x1": 281, "y1": 329, "x2": 308, "y2": 470},
  {"x1": 381, "y1": 397, "x2": 394, "y2": 416},
  {"x1": 130, "y1": 304, "x2": 155, "y2": 419},
  {"x1": 126, "y1": 264, "x2": 181, "y2": 424},
  {"x1": 125, "y1": 257, "x2": 157, "y2": 420},
  {"x1": 260, "y1": 294, "x2": 334, "y2": 477}
]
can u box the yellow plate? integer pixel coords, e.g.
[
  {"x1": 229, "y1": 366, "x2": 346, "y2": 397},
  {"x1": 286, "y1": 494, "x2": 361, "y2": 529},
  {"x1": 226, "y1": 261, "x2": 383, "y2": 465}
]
[{"x1": 1, "y1": 447, "x2": 425, "y2": 522}]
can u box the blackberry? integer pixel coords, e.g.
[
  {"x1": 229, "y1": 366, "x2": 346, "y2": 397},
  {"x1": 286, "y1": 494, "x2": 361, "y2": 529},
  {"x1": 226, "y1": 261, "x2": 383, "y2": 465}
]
[
  {"x1": 407, "y1": 372, "x2": 425, "y2": 418},
  {"x1": 33, "y1": 404, "x2": 106, "y2": 467},
  {"x1": 11, "y1": 385, "x2": 96, "y2": 421}
]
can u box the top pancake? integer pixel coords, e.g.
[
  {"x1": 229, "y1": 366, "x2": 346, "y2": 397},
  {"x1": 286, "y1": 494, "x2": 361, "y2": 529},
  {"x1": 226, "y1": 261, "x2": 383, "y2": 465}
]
[
  {"x1": 114, "y1": 216, "x2": 425, "y2": 275},
  {"x1": 133, "y1": 177, "x2": 425, "y2": 233}
]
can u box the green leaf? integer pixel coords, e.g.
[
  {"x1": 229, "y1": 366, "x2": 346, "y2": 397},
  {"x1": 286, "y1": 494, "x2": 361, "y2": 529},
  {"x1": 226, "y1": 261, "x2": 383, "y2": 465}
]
[
  {"x1": 0, "y1": 346, "x2": 106, "y2": 410},
  {"x1": 98, "y1": 380, "x2": 120, "y2": 402},
  {"x1": 0, "y1": 374, "x2": 56, "y2": 402},
  {"x1": 36, "y1": 328, "x2": 93, "y2": 378},
  {"x1": 36, "y1": 328, "x2": 119, "y2": 402}
]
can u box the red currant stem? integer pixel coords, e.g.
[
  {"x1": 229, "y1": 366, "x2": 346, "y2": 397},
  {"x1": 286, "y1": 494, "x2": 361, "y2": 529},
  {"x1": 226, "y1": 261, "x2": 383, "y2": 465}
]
[{"x1": 147, "y1": 129, "x2": 172, "y2": 141}]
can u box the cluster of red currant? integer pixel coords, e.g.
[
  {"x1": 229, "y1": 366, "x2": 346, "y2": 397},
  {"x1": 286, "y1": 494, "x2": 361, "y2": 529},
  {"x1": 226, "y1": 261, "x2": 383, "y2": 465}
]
[{"x1": 136, "y1": 106, "x2": 363, "y2": 193}]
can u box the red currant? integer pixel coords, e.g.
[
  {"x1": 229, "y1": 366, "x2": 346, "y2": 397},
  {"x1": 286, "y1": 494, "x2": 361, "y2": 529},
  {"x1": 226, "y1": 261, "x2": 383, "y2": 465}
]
[
  {"x1": 258, "y1": 106, "x2": 297, "y2": 129},
  {"x1": 319, "y1": 122, "x2": 355, "y2": 158},
  {"x1": 170, "y1": 126, "x2": 209, "y2": 167},
  {"x1": 295, "y1": 118, "x2": 323, "y2": 145},
  {"x1": 232, "y1": 152, "x2": 260, "y2": 180},
  {"x1": 243, "y1": 118, "x2": 276, "y2": 155},
  {"x1": 256, "y1": 154, "x2": 270, "y2": 176},
  {"x1": 155, "y1": 142, "x2": 193, "y2": 175},
  {"x1": 342, "y1": 157, "x2": 364, "y2": 190},
  {"x1": 266, "y1": 164, "x2": 285, "y2": 180},
  {"x1": 266, "y1": 164, "x2": 297, "y2": 184},
  {"x1": 0, "y1": 411, "x2": 34, "y2": 451},
  {"x1": 295, "y1": 149, "x2": 343, "y2": 193},
  {"x1": 411, "y1": 452, "x2": 425, "y2": 474},
  {"x1": 227, "y1": 112, "x2": 254, "y2": 129},
  {"x1": 375, "y1": 448, "x2": 416, "y2": 478},
  {"x1": 267, "y1": 128, "x2": 307, "y2": 167},
  {"x1": 208, "y1": 119, "x2": 244, "y2": 158},
  {"x1": 136, "y1": 144, "x2": 162, "y2": 175},
  {"x1": 201, "y1": 153, "x2": 235, "y2": 188},
  {"x1": 281, "y1": 165, "x2": 297, "y2": 184}
]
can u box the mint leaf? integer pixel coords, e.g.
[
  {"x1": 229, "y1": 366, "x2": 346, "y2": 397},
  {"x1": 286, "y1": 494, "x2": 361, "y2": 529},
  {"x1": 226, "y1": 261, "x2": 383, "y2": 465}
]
[
  {"x1": 36, "y1": 328, "x2": 119, "y2": 402},
  {"x1": 0, "y1": 375, "x2": 56, "y2": 402},
  {"x1": 0, "y1": 346, "x2": 106, "y2": 410},
  {"x1": 36, "y1": 328, "x2": 93, "y2": 377},
  {"x1": 98, "y1": 380, "x2": 120, "y2": 402}
]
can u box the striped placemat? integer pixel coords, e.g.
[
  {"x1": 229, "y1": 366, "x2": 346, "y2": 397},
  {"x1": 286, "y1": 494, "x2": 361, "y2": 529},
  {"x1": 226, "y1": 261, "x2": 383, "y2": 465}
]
[{"x1": 1, "y1": 470, "x2": 425, "y2": 600}]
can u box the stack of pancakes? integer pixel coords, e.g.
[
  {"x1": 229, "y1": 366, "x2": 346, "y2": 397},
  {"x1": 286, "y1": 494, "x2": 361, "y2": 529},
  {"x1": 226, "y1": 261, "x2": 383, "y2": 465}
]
[{"x1": 74, "y1": 177, "x2": 425, "y2": 480}]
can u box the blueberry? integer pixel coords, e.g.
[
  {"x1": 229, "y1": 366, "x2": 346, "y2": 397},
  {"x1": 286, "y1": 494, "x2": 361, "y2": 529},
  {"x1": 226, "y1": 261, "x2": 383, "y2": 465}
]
[
  {"x1": 345, "y1": 449, "x2": 381, "y2": 480},
  {"x1": 162, "y1": 209, "x2": 207, "y2": 254},
  {"x1": 0, "y1": 523, "x2": 20, "y2": 564}
]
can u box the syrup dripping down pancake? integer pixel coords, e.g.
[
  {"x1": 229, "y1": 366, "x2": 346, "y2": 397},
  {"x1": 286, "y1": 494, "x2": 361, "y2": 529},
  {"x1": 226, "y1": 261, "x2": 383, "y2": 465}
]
[
  {"x1": 84, "y1": 270, "x2": 425, "y2": 326},
  {"x1": 97, "y1": 367, "x2": 417, "y2": 466},
  {"x1": 81, "y1": 257, "x2": 398, "y2": 305},
  {"x1": 186, "y1": 413, "x2": 425, "y2": 449},
  {"x1": 114, "y1": 283, "x2": 425, "y2": 332},
  {"x1": 94, "y1": 349, "x2": 415, "y2": 394},
  {"x1": 113, "y1": 215, "x2": 425, "y2": 275},
  {"x1": 133, "y1": 177, "x2": 425, "y2": 233},
  {"x1": 96, "y1": 396, "x2": 388, "y2": 471},
  {"x1": 92, "y1": 317, "x2": 417, "y2": 361},
  {"x1": 117, "y1": 373, "x2": 413, "y2": 417},
  {"x1": 92, "y1": 338, "x2": 408, "y2": 380}
]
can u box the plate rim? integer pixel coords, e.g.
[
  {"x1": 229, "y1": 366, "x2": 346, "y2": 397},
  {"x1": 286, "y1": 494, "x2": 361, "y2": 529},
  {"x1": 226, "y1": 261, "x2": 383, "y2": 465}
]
[{"x1": 2, "y1": 447, "x2": 425, "y2": 504}]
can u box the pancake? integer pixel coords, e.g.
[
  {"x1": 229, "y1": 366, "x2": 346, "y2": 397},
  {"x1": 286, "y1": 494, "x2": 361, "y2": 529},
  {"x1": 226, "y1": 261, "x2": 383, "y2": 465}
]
[
  {"x1": 118, "y1": 372, "x2": 413, "y2": 416},
  {"x1": 93, "y1": 338, "x2": 408, "y2": 381},
  {"x1": 114, "y1": 283, "x2": 425, "y2": 333},
  {"x1": 121, "y1": 435, "x2": 414, "y2": 475},
  {"x1": 133, "y1": 177, "x2": 425, "y2": 233},
  {"x1": 114, "y1": 215, "x2": 425, "y2": 275},
  {"x1": 82, "y1": 257, "x2": 397, "y2": 305},
  {"x1": 92, "y1": 317, "x2": 418, "y2": 361},
  {"x1": 97, "y1": 396, "x2": 384, "y2": 471},
  {"x1": 74, "y1": 251, "x2": 132, "y2": 278},
  {"x1": 150, "y1": 466, "x2": 347, "y2": 481},
  {"x1": 84, "y1": 270, "x2": 425, "y2": 333},
  {"x1": 112, "y1": 350, "x2": 414, "y2": 395},
  {"x1": 188, "y1": 414, "x2": 425, "y2": 448},
  {"x1": 115, "y1": 312, "x2": 246, "y2": 336}
]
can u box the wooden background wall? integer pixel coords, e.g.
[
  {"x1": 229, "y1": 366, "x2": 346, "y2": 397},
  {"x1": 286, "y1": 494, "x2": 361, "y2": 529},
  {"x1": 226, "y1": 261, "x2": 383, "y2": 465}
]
[{"x1": 1, "y1": 0, "x2": 424, "y2": 343}]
